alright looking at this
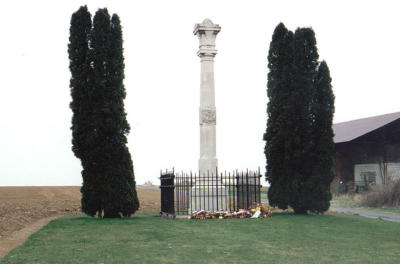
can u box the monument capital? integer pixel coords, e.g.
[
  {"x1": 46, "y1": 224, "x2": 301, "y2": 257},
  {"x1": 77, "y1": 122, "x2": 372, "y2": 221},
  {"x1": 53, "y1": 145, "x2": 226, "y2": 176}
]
[
  {"x1": 194, "y1": 18, "x2": 221, "y2": 58},
  {"x1": 193, "y1": 18, "x2": 221, "y2": 35}
]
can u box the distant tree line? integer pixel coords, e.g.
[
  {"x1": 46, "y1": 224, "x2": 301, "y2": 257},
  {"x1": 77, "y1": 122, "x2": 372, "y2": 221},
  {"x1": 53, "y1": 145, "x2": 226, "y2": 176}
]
[
  {"x1": 68, "y1": 6, "x2": 139, "y2": 218},
  {"x1": 264, "y1": 23, "x2": 335, "y2": 214}
]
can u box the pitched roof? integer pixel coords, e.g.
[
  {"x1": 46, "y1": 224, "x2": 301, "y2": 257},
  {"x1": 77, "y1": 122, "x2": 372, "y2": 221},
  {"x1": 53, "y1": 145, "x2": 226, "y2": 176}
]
[{"x1": 333, "y1": 112, "x2": 400, "y2": 143}]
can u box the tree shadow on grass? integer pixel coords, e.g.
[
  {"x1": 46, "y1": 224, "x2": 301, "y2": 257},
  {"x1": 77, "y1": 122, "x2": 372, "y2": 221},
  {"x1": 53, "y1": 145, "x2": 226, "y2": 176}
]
[{"x1": 65, "y1": 212, "x2": 158, "y2": 222}]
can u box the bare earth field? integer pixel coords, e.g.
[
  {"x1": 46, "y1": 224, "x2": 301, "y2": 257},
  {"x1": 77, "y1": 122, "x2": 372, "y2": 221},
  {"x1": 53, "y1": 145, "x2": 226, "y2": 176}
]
[{"x1": 0, "y1": 186, "x2": 160, "y2": 258}]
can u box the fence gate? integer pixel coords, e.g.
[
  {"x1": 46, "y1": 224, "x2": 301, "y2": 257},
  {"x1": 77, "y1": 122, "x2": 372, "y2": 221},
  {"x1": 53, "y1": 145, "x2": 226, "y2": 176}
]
[{"x1": 160, "y1": 171, "x2": 175, "y2": 217}]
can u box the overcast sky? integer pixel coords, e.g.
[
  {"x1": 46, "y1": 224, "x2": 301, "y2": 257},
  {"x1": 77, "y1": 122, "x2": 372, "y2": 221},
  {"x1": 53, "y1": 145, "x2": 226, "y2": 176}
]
[{"x1": 1, "y1": 0, "x2": 399, "y2": 186}]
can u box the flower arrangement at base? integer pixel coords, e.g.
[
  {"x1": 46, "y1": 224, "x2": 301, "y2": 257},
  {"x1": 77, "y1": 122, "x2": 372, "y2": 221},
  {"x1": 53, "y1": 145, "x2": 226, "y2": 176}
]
[
  {"x1": 188, "y1": 203, "x2": 271, "y2": 219},
  {"x1": 188, "y1": 210, "x2": 215, "y2": 219}
]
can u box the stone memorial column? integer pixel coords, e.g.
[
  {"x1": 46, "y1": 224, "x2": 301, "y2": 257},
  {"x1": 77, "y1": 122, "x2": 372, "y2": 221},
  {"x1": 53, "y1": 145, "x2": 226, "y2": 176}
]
[
  {"x1": 194, "y1": 18, "x2": 220, "y2": 177},
  {"x1": 191, "y1": 19, "x2": 226, "y2": 212}
]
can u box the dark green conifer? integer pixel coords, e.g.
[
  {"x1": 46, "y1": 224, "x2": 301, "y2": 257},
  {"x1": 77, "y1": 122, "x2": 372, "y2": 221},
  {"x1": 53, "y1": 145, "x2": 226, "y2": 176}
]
[
  {"x1": 68, "y1": 6, "x2": 100, "y2": 216},
  {"x1": 287, "y1": 27, "x2": 320, "y2": 214},
  {"x1": 69, "y1": 7, "x2": 139, "y2": 217},
  {"x1": 264, "y1": 23, "x2": 294, "y2": 210},
  {"x1": 69, "y1": 6, "x2": 91, "y2": 161},
  {"x1": 307, "y1": 61, "x2": 335, "y2": 213},
  {"x1": 265, "y1": 24, "x2": 335, "y2": 214},
  {"x1": 88, "y1": 9, "x2": 139, "y2": 217}
]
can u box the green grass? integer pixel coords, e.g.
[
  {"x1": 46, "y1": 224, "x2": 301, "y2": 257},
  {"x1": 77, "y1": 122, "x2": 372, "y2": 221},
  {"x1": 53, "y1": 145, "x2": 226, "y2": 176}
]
[{"x1": 2, "y1": 213, "x2": 400, "y2": 264}]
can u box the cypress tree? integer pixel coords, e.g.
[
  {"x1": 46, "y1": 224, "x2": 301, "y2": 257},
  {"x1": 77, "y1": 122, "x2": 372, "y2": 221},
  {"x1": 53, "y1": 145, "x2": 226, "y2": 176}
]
[
  {"x1": 265, "y1": 24, "x2": 335, "y2": 214},
  {"x1": 307, "y1": 61, "x2": 335, "y2": 213},
  {"x1": 109, "y1": 13, "x2": 139, "y2": 216},
  {"x1": 68, "y1": 6, "x2": 100, "y2": 216},
  {"x1": 69, "y1": 7, "x2": 139, "y2": 217},
  {"x1": 264, "y1": 23, "x2": 294, "y2": 210},
  {"x1": 287, "y1": 27, "x2": 320, "y2": 214},
  {"x1": 90, "y1": 9, "x2": 139, "y2": 217},
  {"x1": 69, "y1": 6, "x2": 91, "y2": 161}
]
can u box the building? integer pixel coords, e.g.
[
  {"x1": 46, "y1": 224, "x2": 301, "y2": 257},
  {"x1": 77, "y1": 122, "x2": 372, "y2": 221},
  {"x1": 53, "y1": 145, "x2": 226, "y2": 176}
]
[{"x1": 332, "y1": 112, "x2": 400, "y2": 192}]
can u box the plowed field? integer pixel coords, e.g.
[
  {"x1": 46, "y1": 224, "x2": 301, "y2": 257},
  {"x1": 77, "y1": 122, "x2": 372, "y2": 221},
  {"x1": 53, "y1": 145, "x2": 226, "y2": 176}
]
[{"x1": 0, "y1": 186, "x2": 160, "y2": 257}]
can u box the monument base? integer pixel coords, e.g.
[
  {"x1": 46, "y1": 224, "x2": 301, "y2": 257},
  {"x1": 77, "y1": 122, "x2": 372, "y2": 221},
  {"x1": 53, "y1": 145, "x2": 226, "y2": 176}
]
[
  {"x1": 198, "y1": 158, "x2": 218, "y2": 177},
  {"x1": 189, "y1": 185, "x2": 227, "y2": 213}
]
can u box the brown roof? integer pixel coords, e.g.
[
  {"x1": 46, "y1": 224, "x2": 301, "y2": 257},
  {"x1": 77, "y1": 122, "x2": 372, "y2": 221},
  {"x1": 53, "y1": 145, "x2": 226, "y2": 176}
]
[{"x1": 333, "y1": 112, "x2": 400, "y2": 143}]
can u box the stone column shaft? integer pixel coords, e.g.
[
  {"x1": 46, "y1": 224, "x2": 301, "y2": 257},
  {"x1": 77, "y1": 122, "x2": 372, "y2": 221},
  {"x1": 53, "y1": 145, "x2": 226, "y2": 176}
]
[
  {"x1": 194, "y1": 19, "x2": 221, "y2": 177},
  {"x1": 199, "y1": 57, "x2": 216, "y2": 161}
]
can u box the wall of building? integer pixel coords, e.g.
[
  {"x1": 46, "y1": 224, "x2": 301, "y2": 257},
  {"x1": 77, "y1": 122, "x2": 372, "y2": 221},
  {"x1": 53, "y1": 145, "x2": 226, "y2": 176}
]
[{"x1": 332, "y1": 120, "x2": 400, "y2": 193}]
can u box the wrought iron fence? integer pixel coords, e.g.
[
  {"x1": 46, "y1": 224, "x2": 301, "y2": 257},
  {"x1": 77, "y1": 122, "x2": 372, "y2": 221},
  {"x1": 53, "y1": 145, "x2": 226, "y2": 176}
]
[{"x1": 160, "y1": 168, "x2": 262, "y2": 216}]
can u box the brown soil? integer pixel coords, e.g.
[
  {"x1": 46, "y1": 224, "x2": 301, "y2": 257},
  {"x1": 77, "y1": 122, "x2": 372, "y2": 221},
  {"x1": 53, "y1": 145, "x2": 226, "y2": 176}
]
[{"x1": 0, "y1": 186, "x2": 160, "y2": 258}]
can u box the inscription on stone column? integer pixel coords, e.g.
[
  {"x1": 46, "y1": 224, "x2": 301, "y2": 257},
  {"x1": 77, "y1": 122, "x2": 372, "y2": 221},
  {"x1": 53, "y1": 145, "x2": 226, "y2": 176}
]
[{"x1": 200, "y1": 108, "x2": 216, "y2": 125}]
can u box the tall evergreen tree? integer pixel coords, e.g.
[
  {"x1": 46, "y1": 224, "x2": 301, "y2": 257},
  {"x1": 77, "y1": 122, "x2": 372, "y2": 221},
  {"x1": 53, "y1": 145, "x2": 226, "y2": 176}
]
[
  {"x1": 264, "y1": 23, "x2": 294, "y2": 210},
  {"x1": 69, "y1": 7, "x2": 139, "y2": 217},
  {"x1": 287, "y1": 27, "x2": 320, "y2": 214},
  {"x1": 108, "y1": 13, "x2": 139, "y2": 216},
  {"x1": 306, "y1": 61, "x2": 335, "y2": 212},
  {"x1": 90, "y1": 9, "x2": 139, "y2": 217},
  {"x1": 68, "y1": 6, "x2": 100, "y2": 216},
  {"x1": 265, "y1": 24, "x2": 334, "y2": 214},
  {"x1": 69, "y1": 6, "x2": 91, "y2": 161}
]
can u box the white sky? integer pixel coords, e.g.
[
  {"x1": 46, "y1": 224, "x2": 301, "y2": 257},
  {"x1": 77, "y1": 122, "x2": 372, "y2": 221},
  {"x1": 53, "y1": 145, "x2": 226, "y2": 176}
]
[{"x1": 1, "y1": 0, "x2": 399, "y2": 186}]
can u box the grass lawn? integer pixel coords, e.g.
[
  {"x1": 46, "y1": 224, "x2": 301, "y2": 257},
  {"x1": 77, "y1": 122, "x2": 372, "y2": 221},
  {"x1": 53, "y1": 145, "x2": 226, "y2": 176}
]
[{"x1": 1, "y1": 213, "x2": 400, "y2": 264}]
